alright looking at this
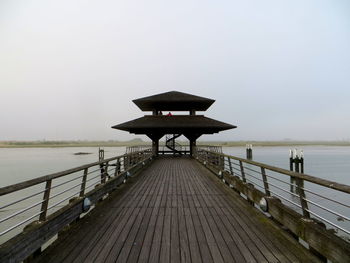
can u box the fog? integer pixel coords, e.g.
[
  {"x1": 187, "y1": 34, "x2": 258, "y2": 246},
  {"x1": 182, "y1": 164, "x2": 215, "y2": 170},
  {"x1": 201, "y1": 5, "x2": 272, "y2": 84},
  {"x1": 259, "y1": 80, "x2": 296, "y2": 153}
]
[{"x1": 1, "y1": 0, "x2": 349, "y2": 141}]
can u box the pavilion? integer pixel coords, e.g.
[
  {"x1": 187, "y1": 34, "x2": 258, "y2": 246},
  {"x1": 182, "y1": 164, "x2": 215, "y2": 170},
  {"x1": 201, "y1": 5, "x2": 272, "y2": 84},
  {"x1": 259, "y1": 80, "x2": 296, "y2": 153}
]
[{"x1": 112, "y1": 91, "x2": 236, "y2": 156}]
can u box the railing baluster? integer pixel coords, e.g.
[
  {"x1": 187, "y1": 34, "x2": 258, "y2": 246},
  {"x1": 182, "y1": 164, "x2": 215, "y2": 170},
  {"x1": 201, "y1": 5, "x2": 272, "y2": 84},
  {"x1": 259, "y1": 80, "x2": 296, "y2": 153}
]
[
  {"x1": 80, "y1": 168, "x2": 88, "y2": 197},
  {"x1": 239, "y1": 160, "x2": 246, "y2": 183},
  {"x1": 228, "y1": 157, "x2": 233, "y2": 176},
  {"x1": 105, "y1": 162, "x2": 109, "y2": 181},
  {"x1": 296, "y1": 178, "x2": 310, "y2": 218},
  {"x1": 100, "y1": 162, "x2": 109, "y2": 184},
  {"x1": 123, "y1": 156, "x2": 127, "y2": 170},
  {"x1": 260, "y1": 167, "x2": 270, "y2": 196},
  {"x1": 39, "y1": 179, "x2": 52, "y2": 221},
  {"x1": 114, "y1": 159, "x2": 120, "y2": 177},
  {"x1": 99, "y1": 162, "x2": 105, "y2": 184}
]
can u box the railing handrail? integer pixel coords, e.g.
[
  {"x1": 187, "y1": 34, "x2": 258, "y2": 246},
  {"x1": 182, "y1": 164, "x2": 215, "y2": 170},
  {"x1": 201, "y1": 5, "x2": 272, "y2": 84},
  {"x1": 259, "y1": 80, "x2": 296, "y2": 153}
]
[
  {"x1": 197, "y1": 148, "x2": 350, "y2": 194},
  {"x1": 0, "y1": 148, "x2": 153, "y2": 261},
  {"x1": 0, "y1": 150, "x2": 150, "y2": 196}
]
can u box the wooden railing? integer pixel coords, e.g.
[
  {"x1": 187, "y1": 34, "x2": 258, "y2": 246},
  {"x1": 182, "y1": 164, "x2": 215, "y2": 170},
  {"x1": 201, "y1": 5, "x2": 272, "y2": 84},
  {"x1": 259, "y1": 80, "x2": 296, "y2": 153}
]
[
  {"x1": 195, "y1": 148, "x2": 350, "y2": 262},
  {"x1": 0, "y1": 149, "x2": 152, "y2": 262},
  {"x1": 126, "y1": 145, "x2": 152, "y2": 154}
]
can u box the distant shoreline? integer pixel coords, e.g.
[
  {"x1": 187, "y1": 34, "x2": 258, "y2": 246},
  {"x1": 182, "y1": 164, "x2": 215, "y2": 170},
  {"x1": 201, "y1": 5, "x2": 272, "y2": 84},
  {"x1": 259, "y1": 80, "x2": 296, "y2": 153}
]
[{"x1": 0, "y1": 140, "x2": 349, "y2": 148}]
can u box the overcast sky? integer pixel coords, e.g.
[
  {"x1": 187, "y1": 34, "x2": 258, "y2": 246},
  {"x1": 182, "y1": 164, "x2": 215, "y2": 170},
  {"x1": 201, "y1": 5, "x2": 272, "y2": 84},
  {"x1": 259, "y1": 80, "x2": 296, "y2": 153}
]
[{"x1": 1, "y1": 0, "x2": 349, "y2": 141}]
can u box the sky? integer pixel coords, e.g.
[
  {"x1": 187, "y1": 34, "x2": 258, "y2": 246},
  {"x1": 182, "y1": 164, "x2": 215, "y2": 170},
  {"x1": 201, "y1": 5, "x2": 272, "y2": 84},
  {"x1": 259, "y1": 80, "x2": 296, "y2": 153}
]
[{"x1": 1, "y1": 0, "x2": 350, "y2": 142}]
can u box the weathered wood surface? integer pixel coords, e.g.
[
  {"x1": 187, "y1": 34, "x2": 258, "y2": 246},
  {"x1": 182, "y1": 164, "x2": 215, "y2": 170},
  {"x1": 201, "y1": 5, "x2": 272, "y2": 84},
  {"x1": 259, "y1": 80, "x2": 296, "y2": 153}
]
[{"x1": 34, "y1": 157, "x2": 320, "y2": 263}]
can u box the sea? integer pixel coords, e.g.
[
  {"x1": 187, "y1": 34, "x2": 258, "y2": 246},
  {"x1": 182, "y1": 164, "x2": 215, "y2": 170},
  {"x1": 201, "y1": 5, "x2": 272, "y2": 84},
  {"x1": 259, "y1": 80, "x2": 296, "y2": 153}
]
[{"x1": 1, "y1": 146, "x2": 349, "y2": 187}]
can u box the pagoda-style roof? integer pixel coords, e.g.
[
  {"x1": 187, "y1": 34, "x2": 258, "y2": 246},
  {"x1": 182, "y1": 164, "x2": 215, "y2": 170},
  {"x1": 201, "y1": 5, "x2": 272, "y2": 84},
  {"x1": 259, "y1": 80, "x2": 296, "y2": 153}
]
[
  {"x1": 112, "y1": 115, "x2": 236, "y2": 135},
  {"x1": 133, "y1": 91, "x2": 215, "y2": 111}
]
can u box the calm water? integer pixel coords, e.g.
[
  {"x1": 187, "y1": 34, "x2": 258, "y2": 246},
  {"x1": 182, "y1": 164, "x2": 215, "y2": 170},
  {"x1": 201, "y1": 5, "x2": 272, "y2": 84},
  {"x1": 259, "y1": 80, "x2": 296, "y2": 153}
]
[
  {"x1": 0, "y1": 147, "x2": 126, "y2": 187},
  {"x1": 1, "y1": 146, "x2": 348, "y2": 187},
  {"x1": 223, "y1": 146, "x2": 350, "y2": 185}
]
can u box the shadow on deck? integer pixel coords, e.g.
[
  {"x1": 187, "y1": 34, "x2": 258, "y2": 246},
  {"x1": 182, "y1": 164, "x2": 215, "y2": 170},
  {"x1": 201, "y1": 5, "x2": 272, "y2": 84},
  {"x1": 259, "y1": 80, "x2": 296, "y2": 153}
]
[{"x1": 34, "y1": 157, "x2": 320, "y2": 263}]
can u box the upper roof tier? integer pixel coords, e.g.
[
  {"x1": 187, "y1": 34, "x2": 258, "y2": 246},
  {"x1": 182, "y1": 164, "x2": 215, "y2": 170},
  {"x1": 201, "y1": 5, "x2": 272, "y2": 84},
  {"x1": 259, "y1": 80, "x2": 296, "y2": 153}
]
[{"x1": 133, "y1": 91, "x2": 215, "y2": 111}]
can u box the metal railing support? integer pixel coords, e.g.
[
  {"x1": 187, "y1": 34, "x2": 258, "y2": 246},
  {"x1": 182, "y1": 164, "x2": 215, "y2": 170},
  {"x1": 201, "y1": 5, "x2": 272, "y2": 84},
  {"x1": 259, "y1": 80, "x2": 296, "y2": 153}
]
[
  {"x1": 39, "y1": 179, "x2": 52, "y2": 221},
  {"x1": 296, "y1": 178, "x2": 310, "y2": 218},
  {"x1": 79, "y1": 168, "x2": 88, "y2": 197},
  {"x1": 260, "y1": 167, "x2": 270, "y2": 196},
  {"x1": 114, "y1": 159, "x2": 120, "y2": 177},
  {"x1": 228, "y1": 157, "x2": 234, "y2": 176},
  {"x1": 239, "y1": 160, "x2": 246, "y2": 183}
]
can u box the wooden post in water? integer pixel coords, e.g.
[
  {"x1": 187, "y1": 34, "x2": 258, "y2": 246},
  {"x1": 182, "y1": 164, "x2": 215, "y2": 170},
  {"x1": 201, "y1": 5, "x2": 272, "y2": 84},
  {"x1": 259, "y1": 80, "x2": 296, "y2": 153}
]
[
  {"x1": 99, "y1": 148, "x2": 104, "y2": 161},
  {"x1": 246, "y1": 144, "x2": 253, "y2": 160},
  {"x1": 99, "y1": 148, "x2": 105, "y2": 184},
  {"x1": 289, "y1": 149, "x2": 306, "y2": 198},
  {"x1": 290, "y1": 149, "x2": 296, "y2": 193}
]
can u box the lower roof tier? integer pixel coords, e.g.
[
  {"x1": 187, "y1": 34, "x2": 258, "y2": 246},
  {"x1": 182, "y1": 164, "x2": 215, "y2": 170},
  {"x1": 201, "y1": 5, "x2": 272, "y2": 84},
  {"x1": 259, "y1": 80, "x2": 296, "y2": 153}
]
[{"x1": 112, "y1": 115, "x2": 236, "y2": 135}]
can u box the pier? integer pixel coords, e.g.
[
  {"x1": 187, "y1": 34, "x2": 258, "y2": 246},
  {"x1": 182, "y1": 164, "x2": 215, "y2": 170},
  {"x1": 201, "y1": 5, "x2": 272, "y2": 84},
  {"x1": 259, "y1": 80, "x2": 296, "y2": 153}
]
[
  {"x1": 32, "y1": 157, "x2": 319, "y2": 263},
  {"x1": 1, "y1": 92, "x2": 350, "y2": 262}
]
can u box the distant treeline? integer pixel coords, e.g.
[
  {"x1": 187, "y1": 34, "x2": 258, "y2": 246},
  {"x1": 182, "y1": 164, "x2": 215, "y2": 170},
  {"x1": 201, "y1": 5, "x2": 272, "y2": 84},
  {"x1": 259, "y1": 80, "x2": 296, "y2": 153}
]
[
  {"x1": 0, "y1": 139, "x2": 148, "y2": 148},
  {"x1": 0, "y1": 139, "x2": 349, "y2": 148}
]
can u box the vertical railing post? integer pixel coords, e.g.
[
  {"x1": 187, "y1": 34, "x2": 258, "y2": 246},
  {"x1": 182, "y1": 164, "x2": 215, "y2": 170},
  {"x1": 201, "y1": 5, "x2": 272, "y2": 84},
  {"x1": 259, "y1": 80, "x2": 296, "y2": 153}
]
[
  {"x1": 296, "y1": 177, "x2": 310, "y2": 218},
  {"x1": 289, "y1": 149, "x2": 295, "y2": 193},
  {"x1": 104, "y1": 162, "x2": 109, "y2": 182},
  {"x1": 220, "y1": 154, "x2": 224, "y2": 171},
  {"x1": 123, "y1": 156, "x2": 127, "y2": 171},
  {"x1": 99, "y1": 148, "x2": 105, "y2": 184},
  {"x1": 80, "y1": 168, "x2": 88, "y2": 197},
  {"x1": 228, "y1": 157, "x2": 233, "y2": 176},
  {"x1": 100, "y1": 163, "x2": 105, "y2": 184},
  {"x1": 294, "y1": 157, "x2": 309, "y2": 218},
  {"x1": 260, "y1": 167, "x2": 270, "y2": 196},
  {"x1": 114, "y1": 159, "x2": 120, "y2": 177},
  {"x1": 39, "y1": 179, "x2": 52, "y2": 221},
  {"x1": 239, "y1": 160, "x2": 246, "y2": 183}
]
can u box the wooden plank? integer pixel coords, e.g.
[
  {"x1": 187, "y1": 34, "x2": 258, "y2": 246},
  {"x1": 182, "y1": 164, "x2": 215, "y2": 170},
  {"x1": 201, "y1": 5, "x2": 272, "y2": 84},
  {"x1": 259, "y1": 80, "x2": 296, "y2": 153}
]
[
  {"x1": 194, "y1": 162, "x2": 285, "y2": 262},
  {"x1": 159, "y1": 165, "x2": 172, "y2": 263},
  {"x1": 184, "y1": 210, "x2": 202, "y2": 263},
  {"x1": 148, "y1": 161, "x2": 170, "y2": 263},
  {"x1": 97, "y1": 163, "x2": 161, "y2": 262},
  {"x1": 170, "y1": 207, "x2": 180, "y2": 263},
  {"x1": 78, "y1": 170, "x2": 155, "y2": 260},
  {"x1": 198, "y1": 169, "x2": 278, "y2": 263},
  {"x1": 185, "y1": 179, "x2": 214, "y2": 263},
  {"x1": 198, "y1": 161, "x2": 321, "y2": 263},
  {"x1": 188, "y1": 164, "x2": 244, "y2": 263},
  {"x1": 180, "y1": 165, "x2": 206, "y2": 263},
  {"x1": 148, "y1": 207, "x2": 165, "y2": 263},
  {"x1": 137, "y1": 167, "x2": 166, "y2": 263},
  {"x1": 32, "y1": 168, "x2": 152, "y2": 263},
  {"x1": 209, "y1": 176, "x2": 311, "y2": 262},
  {"x1": 119, "y1": 171, "x2": 163, "y2": 262},
  {"x1": 127, "y1": 164, "x2": 165, "y2": 263},
  {"x1": 1, "y1": 167, "x2": 142, "y2": 263},
  {"x1": 83, "y1": 168, "x2": 158, "y2": 262}
]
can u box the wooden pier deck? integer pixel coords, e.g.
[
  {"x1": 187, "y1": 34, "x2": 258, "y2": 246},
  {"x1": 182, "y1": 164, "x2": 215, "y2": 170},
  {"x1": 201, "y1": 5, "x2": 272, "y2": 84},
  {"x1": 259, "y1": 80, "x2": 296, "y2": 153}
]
[{"x1": 34, "y1": 157, "x2": 320, "y2": 263}]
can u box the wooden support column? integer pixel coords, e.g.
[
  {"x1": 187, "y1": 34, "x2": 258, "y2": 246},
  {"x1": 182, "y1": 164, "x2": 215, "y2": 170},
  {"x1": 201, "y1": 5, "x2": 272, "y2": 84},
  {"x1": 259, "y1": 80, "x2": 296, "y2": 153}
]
[
  {"x1": 184, "y1": 133, "x2": 201, "y2": 157},
  {"x1": 147, "y1": 133, "x2": 162, "y2": 157},
  {"x1": 152, "y1": 139, "x2": 159, "y2": 157},
  {"x1": 190, "y1": 139, "x2": 196, "y2": 156}
]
